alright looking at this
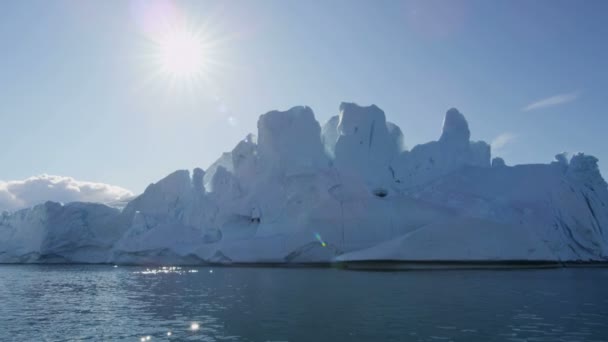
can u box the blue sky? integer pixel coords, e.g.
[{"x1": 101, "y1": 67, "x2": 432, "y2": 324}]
[{"x1": 1, "y1": 0, "x2": 607, "y2": 194}]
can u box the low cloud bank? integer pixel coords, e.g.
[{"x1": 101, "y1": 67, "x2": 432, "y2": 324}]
[{"x1": 0, "y1": 175, "x2": 133, "y2": 212}]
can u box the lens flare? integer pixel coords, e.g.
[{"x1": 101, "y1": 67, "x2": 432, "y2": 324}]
[{"x1": 314, "y1": 233, "x2": 327, "y2": 247}]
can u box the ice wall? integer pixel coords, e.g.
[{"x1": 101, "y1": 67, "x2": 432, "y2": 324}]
[{"x1": 1, "y1": 103, "x2": 607, "y2": 264}]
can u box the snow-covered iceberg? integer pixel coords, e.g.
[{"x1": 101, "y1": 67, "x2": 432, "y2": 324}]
[{"x1": 1, "y1": 103, "x2": 607, "y2": 265}]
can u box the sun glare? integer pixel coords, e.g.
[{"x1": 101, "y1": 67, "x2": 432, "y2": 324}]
[
  {"x1": 135, "y1": 2, "x2": 229, "y2": 93},
  {"x1": 157, "y1": 26, "x2": 206, "y2": 79}
]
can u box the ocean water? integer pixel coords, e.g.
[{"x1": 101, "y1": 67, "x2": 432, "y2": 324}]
[{"x1": 1, "y1": 266, "x2": 608, "y2": 341}]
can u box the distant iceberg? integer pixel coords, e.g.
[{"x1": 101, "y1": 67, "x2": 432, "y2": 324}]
[{"x1": 1, "y1": 103, "x2": 607, "y2": 265}]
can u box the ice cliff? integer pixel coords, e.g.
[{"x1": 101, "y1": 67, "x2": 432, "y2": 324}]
[{"x1": 1, "y1": 103, "x2": 607, "y2": 264}]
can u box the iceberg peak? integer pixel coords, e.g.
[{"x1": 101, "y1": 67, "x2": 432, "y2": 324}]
[
  {"x1": 257, "y1": 106, "x2": 326, "y2": 175},
  {"x1": 333, "y1": 102, "x2": 401, "y2": 183},
  {"x1": 192, "y1": 168, "x2": 205, "y2": 192},
  {"x1": 492, "y1": 157, "x2": 506, "y2": 168},
  {"x1": 439, "y1": 107, "x2": 470, "y2": 147},
  {"x1": 567, "y1": 153, "x2": 608, "y2": 189}
]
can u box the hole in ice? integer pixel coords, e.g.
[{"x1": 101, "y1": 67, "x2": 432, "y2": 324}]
[{"x1": 372, "y1": 188, "x2": 388, "y2": 198}]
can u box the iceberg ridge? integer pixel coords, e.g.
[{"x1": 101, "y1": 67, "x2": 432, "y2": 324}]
[{"x1": 1, "y1": 103, "x2": 607, "y2": 265}]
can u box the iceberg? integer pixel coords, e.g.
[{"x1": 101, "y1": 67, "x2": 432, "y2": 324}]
[{"x1": 1, "y1": 103, "x2": 607, "y2": 265}]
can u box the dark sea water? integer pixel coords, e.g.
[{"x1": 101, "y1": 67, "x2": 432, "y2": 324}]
[{"x1": 1, "y1": 265, "x2": 608, "y2": 342}]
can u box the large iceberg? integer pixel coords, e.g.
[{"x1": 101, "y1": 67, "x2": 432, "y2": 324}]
[{"x1": 1, "y1": 103, "x2": 607, "y2": 265}]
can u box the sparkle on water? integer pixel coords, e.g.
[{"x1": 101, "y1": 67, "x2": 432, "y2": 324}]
[
  {"x1": 191, "y1": 322, "x2": 200, "y2": 331},
  {"x1": 136, "y1": 266, "x2": 198, "y2": 275}
]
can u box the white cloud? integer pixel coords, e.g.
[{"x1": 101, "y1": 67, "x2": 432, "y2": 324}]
[
  {"x1": 0, "y1": 175, "x2": 133, "y2": 212},
  {"x1": 491, "y1": 132, "x2": 516, "y2": 151},
  {"x1": 523, "y1": 91, "x2": 580, "y2": 111}
]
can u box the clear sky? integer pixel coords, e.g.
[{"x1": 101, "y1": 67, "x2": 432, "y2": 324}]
[{"x1": 1, "y1": 0, "x2": 607, "y2": 194}]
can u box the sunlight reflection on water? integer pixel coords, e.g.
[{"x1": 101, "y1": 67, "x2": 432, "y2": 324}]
[{"x1": 135, "y1": 266, "x2": 199, "y2": 275}]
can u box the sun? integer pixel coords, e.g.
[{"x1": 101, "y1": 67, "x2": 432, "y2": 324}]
[
  {"x1": 135, "y1": 4, "x2": 229, "y2": 93},
  {"x1": 156, "y1": 26, "x2": 206, "y2": 80}
]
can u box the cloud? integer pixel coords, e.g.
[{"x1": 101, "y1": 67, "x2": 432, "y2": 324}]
[
  {"x1": 523, "y1": 91, "x2": 580, "y2": 111},
  {"x1": 491, "y1": 132, "x2": 516, "y2": 151},
  {"x1": 0, "y1": 175, "x2": 133, "y2": 212}
]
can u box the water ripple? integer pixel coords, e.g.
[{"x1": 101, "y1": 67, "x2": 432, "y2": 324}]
[{"x1": 0, "y1": 266, "x2": 608, "y2": 341}]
